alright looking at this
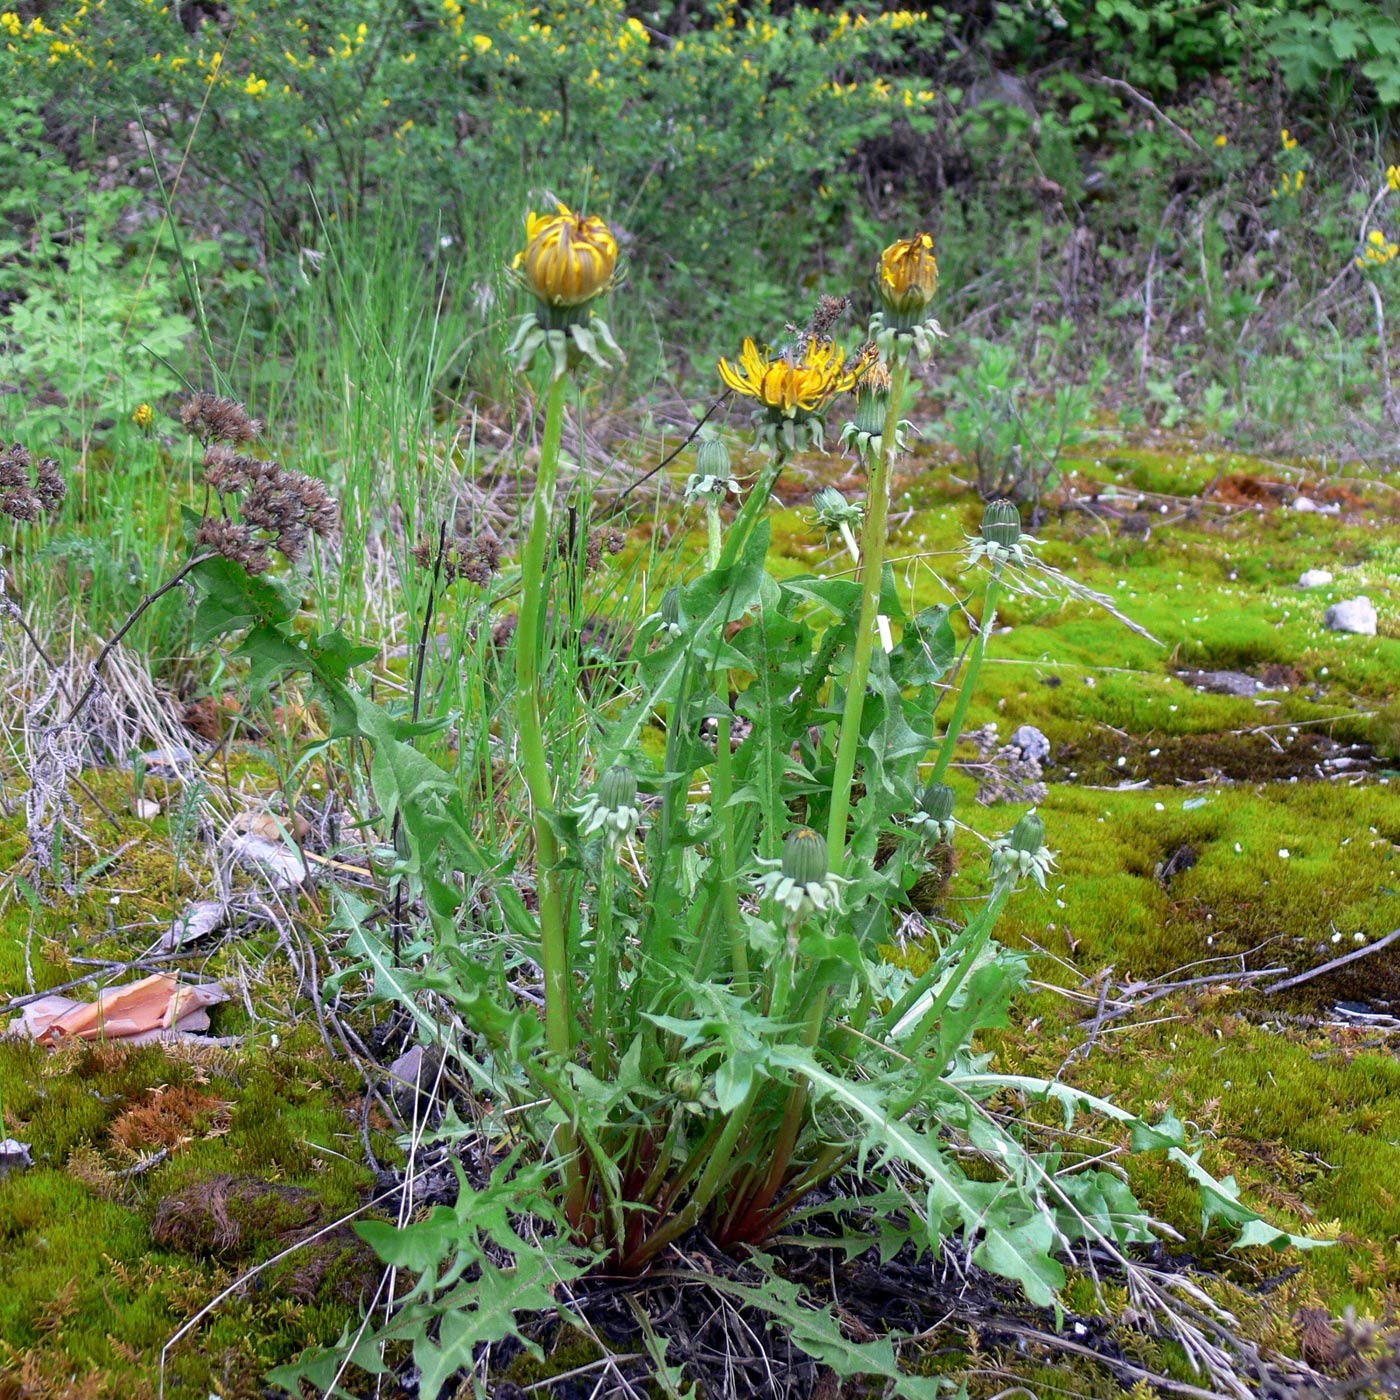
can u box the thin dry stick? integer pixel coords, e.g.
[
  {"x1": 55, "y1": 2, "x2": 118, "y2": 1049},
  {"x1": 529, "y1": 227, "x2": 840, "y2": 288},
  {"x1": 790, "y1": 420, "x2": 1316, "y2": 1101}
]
[
  {"x1": 62, "y1": 552, "x2": 216, "y2": 724},
  {"x1": 1088, "y1": 75, "x2": 1203, "y2": 152},
  {"x1": 1265, "y1": 926, "x2": 1400, "y2": 994}
]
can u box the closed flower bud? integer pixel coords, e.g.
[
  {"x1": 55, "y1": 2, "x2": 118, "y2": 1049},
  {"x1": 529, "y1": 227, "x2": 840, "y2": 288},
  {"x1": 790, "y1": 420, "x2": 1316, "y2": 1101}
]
[
  {"x1": 919, "y1": 782, "x2": 956, "y2": 823},
  {"x1": 695, "y1": 436, "x2": 732, "y2": 480},
  {"x1": 782, "y1": 826, "x2": 829, "y2": 886},
  {"x1": 598, "y1": 764, "x2": 638, "y2": 813},
  {"x1": 513, "y1": 202, "x2": 618, "y2": 310},
  {"x1": 854, "y1": 388, "x2": 887, "y2": 438},
  {"x1": 877, "y1": 233, "x2": 940, "y2": 318},
  {"x1": 661, "y1": 586, "x2": 682, "y2": 631},
  {"x1": 981, "y1": 499, "x2": 1022, "y2": 549},
  {"x1": 1008, "y1": 811, "x2": 1046, "y2": 854}
]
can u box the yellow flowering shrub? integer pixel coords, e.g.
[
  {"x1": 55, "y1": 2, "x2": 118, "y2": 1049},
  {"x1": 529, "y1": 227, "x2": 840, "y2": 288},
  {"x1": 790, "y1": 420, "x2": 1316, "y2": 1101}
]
[{"x1": 4, "y1": 0, "x2": 938, "y2": 338}]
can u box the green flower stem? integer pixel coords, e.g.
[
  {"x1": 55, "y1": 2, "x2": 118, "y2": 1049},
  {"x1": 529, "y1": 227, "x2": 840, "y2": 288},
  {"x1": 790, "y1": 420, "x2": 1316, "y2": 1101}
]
[
  {"x1": 590, "y1": 855, "x2": 617, "y2": 1079},
  {"x1": 825, "y1": 363, "x2": 909, "y2": 875},
  {"x1": 705, "y1": 496, "x2": 745, "y2": 979},
  {"x1": 718, "y1": 447, "x2": 787, "y2": 569},
  {"x1": 926, "y1": 564, "x2": 1003, "y2": 788},
  {"x1": 514, "y1": 370, "x2": 584, "y2": 1221}
]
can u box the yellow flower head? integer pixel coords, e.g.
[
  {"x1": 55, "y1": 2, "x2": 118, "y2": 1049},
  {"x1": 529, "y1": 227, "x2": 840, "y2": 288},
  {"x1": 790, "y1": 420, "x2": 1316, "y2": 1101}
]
[
  {"x1": 1371, "y1": 228, "x2": 1386, "y2": 246},
  {"x1": 1281, "y1": 128, "x2": 1298, "y2": 149},
  {"x1": 717, "y1": 337, "x2": 856, "y2": 417},
  {"x1": 132, "y1": 402, "x2": 155, "y2": 430},
  {"x1": 1214, "y1": 133, "x2": 1228, "y2": 147},
  {"x1": 1390, "y1": 164, "x2": 1400, "y2": 192},
  {"x1": 877, "y1": 232, "x2": 940, "y2": 319},
  {"x1": 513, "y1": 201, "x2": 618, "y2": 310}
]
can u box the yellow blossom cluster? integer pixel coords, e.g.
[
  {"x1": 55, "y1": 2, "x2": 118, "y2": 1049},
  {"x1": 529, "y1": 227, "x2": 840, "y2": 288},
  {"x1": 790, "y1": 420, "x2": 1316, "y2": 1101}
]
[
  {"x1": 1357, "y1": 228, "x2": 1400, "y2": 270},
  {"x1": 1389, "y1": 164, "x2": 1400, "y2": 192},
  {"x1": 1271, "y1": 169, "x2": 1305, "y2": 198}
]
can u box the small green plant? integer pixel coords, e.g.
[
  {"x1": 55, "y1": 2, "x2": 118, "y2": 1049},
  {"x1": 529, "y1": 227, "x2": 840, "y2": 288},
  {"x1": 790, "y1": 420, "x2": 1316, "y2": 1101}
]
[{"x1": 938, "y1": 338, "x2": 1100, "y2": 505}]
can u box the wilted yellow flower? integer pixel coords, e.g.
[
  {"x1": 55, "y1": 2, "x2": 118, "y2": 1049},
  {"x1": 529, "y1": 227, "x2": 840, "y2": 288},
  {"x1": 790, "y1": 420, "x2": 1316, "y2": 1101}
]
[
  {"x1": 877, "y1": 232, "x2": 940, "y2": 319},
  {"x1": 717, "y1": 337, "x2": 855, "y2": 416},
  {"x1": 513, "y1": 201, "x2": 618, "y2": 310},
  {"x1": 132, "y1": 402, "x2": 155, "y2": 430}
]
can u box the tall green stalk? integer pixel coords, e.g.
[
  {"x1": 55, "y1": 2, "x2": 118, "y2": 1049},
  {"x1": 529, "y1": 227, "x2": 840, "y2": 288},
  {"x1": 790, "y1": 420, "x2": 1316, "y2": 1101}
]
[
  {"x1": 514, "y1": 371, "x2": 584, "y2": 1221},
  {"x1": 926, "y1": 565, "x2": 1003, "y2": 787},
  {"x1": 705, "y1": 498, "x2": 745, "y2": 981},
  {"x1": 826, "y1": 363, "x2": 909, "y2": 876}
]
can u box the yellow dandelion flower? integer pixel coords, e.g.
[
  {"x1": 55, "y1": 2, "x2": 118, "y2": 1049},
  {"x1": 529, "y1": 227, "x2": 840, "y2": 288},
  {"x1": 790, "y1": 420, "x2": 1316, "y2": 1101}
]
[
  {"x1": 472, "y1": 33, "x2": 491, "y2": 53},
  {"x1": 717, "y1": 337, "x2": 856, "y2": 417},
  {"x1": 513, "y1": 201, "x2": 618, "y2": 309},
  {"x1": 1214, "y1": 134, "x2": 1228, "y2": 147}
]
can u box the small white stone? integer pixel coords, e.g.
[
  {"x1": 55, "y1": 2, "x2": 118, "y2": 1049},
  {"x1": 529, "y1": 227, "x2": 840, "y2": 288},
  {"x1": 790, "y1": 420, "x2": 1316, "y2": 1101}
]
[
  {"x1": 1291, "y1": 495, "x2": 1319, "y2": 513},
  {"x1": 1278, "y1": 848, "x2": 1290, "y2": 859},
  {"x1": 1154, "y1": 802, "x2": 1165, "y2": 811},
  {"x1": 1299, "y1": 569, "x2": 1333, "y2": 588},
  {"x1": 1324, "y1": 597, "x2": 1378, "y2": 636},
  {"x1": 133, "y1": 798, "x2": 162, "y2": 820}
]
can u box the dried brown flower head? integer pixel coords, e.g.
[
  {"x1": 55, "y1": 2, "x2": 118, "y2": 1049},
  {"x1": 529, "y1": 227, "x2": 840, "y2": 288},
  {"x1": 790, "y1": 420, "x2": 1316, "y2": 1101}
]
[
  {"x1": 1, "y1": 442, "x2": 65, "y2": 523},
  {"x1": 807, "y1": 294, "x2": 851, "y2": 343},
  {"x1": 180, "y1": 393, "x2": 262, "y2": 446},
  {"x1": 195, "y1": 516, "x2": 271, "y2": 574},
  {"x1": 412, "y1": 529, "x2": 505, "y2": 587}
]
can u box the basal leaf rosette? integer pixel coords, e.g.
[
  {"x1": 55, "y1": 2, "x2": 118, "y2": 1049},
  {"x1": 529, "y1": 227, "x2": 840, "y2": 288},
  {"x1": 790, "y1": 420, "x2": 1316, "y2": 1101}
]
[
  {"x1": 718, "y1": 336, "x2": 856, "y2": 453},
  {"x1": 509, "y1": 200, "x2": 623, "y2": 377},
  {"x1": 869, "y1": 231, "x2": 947, "y2": 362}
]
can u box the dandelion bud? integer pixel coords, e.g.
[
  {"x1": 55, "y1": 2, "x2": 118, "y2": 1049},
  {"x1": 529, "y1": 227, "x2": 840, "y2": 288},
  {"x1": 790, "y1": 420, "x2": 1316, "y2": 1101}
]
[
  {"x1": 854, "y1": 389, "x2": 887, "y2": 438},
  {"x1": 877, "y1": 233, "x2": 940, "y2": 319},
  {"x1": 920, "y1": 782, "x2": 956, "y2": 823},
  {"x1": 598, "y1": 764, "x2": 638, "y2": 813},
  {"x1": 981, "y1": 499, "x2": 1022, "y2": 549},
  {"x1": 782, "y1": 827, "x2": 829, "y2": 887},
  {"x1": 695, "y1": 436, "x2": 732, "y2": 480},
  {"x1": 661, "y1": 586, "x2": 681, "y2": 631},
  {"x1": 666, "y1": 1065, "x2": 704, "y2": 1102},
  {"x1": 1008, "y1": 811, "x2": 1046, "y2": 854},
  {"x1": 513, "y1": 202, "x2": 618, "y2": 311}
]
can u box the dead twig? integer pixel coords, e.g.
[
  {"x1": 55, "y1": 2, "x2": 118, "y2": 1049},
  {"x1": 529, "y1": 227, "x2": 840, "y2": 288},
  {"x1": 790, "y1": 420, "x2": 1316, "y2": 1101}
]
[{"x1": 1264, "y1": 927, "x2": 1400, "y2": 995}]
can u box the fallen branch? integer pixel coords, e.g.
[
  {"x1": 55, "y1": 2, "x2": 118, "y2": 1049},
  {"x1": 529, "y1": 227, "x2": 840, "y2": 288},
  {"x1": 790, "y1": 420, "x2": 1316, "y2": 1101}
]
[{"x1": 1264, "y1": 927, "x2": 1400, "y2": 994}]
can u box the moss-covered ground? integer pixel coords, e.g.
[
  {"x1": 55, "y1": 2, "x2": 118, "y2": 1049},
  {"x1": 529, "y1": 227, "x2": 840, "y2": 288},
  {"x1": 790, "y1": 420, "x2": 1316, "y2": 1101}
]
[{"x1": 2, "y1": 442, "x2": 1398, "y2": 1395}]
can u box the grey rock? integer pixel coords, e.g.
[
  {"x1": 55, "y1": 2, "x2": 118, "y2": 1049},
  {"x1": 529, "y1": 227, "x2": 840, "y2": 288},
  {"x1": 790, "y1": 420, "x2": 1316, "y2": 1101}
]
[
  {"x1": 1010, "y1": 724, "x2": 1051, "y2": 764},
  {"x1": 1177, "y1": 669, "x2": 1262, "y2": 697},
  {"x1": 1324, "y1": 597, "x2": 1378, "y2": 636},
  {"x1": 386, "y1": 1045, "x2": 444, "y2": 1122},
  {"x1": 0, "y1": 1140, "x2": 32, "y2": 1177}
]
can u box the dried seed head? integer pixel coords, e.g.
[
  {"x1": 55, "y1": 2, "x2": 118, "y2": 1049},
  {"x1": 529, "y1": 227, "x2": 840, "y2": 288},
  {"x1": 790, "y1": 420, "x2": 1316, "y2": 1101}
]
[
  {"x1": 180, "y1": 392, "x2": 262, "y2": 446},
  {"x1": 34, "y1": 458, "x2": 65, "y2": 510},
  {"x1": 806, "y1": 294, "x2": 850, "y2": 343},
  {"x1": 2, "y1": 487, "x2": 41, "y2": 522},
  {"x1": 0, "y1": 442, "x2": 65, "y2": 522},
  {"x1": 203, "y1": 445, "x2": 259, "y2": 494},
  {"x1": 195, "y1": 516, "x2": 271, "y2": 574}
]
